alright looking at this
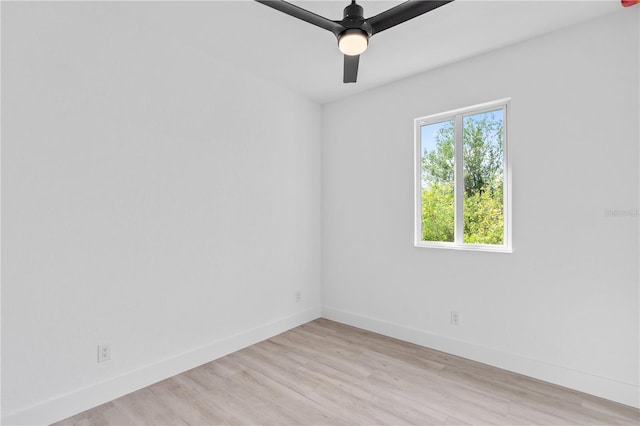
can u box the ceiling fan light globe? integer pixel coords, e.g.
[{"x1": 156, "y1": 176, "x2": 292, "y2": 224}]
[{"x1": 338, "y1": 29, "x2": 368, "y2": 56}]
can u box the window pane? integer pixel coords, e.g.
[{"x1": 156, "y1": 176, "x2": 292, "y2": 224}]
[
  {"x1": 462, "y1": 109, "x2": 504, "y2": 245},
  {"x1": 420, "y1": 120, "x2": 455, "y2": 242}
]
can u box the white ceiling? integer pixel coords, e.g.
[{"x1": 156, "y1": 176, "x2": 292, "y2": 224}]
[{"x1": 119, "y1": 1, "x2": 622, "y2": 104}]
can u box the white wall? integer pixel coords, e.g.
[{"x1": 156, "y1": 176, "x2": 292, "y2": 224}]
[
  {"x1": 1, "y1": 2, "x2": 321, "y2": 424},
  {"x1": 322, "y1": 8, "x2": 639, "y2": 408}
]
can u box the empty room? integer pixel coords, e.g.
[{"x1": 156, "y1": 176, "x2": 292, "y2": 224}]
[{"x1": 1, "y1": 0, "x2": 639, "y2": 425}]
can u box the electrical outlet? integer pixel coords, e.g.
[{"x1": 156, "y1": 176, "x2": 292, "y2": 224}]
[
  {"x1": 450, "y1": 311, "x2": 460, "y2": 326},
  {"x1": 295, "y1": 291, "x2": 301, "y2": 303},
  {"x1": 98, "y1": 344, "x2": 111, "y2": 363}
]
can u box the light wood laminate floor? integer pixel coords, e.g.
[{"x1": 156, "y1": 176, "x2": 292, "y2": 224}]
[{"x1": 55, "y1": 319, "x2": 640, "y2": 425}]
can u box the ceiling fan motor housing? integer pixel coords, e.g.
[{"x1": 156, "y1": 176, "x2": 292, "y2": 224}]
[
  {"x1": 337, "y1": 0, "x2": 371, "y2": 56},
  {"x1": 343, "y1": 2, "x2": 363, "y2": 20},
  {"x1": 341, "y1": 1, "x2": 372, "y2": 35}
]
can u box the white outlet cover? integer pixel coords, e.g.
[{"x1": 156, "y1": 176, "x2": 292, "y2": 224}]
[{"x1": 98, "y1": 344, "x2": 111, "y2": 363}]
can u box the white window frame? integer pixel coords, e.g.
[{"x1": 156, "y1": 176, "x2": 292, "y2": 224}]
[{"x1": 414, "y1": 98, "x2": 512, "y2": 253}]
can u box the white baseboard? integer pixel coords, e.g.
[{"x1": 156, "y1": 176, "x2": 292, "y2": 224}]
[
  {"x1": 2, "y1": 307, "x2": 322, "y2": 426},
  {"x1": 322, "y1": 306, "x2": 640, "y2": 409}
]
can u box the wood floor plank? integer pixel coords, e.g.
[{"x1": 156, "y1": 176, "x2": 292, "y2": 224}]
[
  {"x1": 53, "y1": 319, "x2": 640, "y2": 426},
  {"x1": 230, "y1": 347, "x2": 371, "y2": 425},
  {"x1": 366, "y1": 368, "x2": 513, "y2": 425},
  {"x1": 299, "y1": 359, "x2": 447, "y2": 425},
  {"x1": 443, "y1": 416, "x2": 471, "y2": 425},
  {"x1": 53, "y1": 402, "x2": 130, "y2": 426},
  {"x1": 111, "y1": 388, "x2": 189, "y2": 426},
  {"x1": 232, "y1": 366, "x2": 343, "y2": 425},
  {"x1": 147, "y1": 375, "x2": 234, "y2": 425},
  {"x1": 580, "y1": 397, "x2": 640, "y2": 424}
]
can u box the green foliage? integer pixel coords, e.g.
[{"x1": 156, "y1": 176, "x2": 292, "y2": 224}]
[
  {"x1": 462, "y1": 116, "x2": 503, "y2": 197},
  {"x1": 463, "y1": 181, "x2": 504, "y2": 244},
  {"x1": 421, "y1": 113, "x2": 504, "y2": 245},
  {"x1": 421, "y1": 184, "x2": 454, "y2": 242},
  {"x1": 422, "y1": 124, "x2": 454, "y2": 186}
]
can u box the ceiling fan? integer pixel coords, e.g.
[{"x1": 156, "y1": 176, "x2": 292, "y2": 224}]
[{"x1": 255, "y1": 0, "x2": 453, "y2": 83}]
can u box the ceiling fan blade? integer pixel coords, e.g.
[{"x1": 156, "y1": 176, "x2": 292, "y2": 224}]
[
  {"x1": 343, "y1": 54, "x2": 360, "y2": 83},
  {"x1": 255, "y1": 1, "x2": 344, "y2": 36},
  {"x1": 367, "y1": 0, "x2": 453, "y2": 35}
]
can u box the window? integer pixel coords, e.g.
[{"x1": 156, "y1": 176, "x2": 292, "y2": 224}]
[{"x1": 414, "y1": 99, "x2": 511, "y2": 252}]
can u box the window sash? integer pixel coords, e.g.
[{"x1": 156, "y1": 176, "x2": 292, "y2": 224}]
[{"x1": 414, "y1": 99, "x2": 512, "y2": 253}]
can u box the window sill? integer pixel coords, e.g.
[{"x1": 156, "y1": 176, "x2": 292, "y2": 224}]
[{"x1": 414, "y1": 242, "x2": 513, "y2": 253}]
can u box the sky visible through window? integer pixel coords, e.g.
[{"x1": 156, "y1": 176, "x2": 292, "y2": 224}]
[
  {"x1": 420, "y1": 110, "x2": 502, "y2": 160},
  {"x1": 421, "y1": 120, "x2": 451, "y2": 158}
]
